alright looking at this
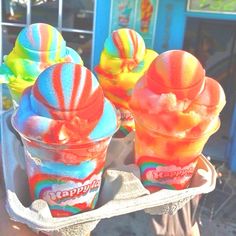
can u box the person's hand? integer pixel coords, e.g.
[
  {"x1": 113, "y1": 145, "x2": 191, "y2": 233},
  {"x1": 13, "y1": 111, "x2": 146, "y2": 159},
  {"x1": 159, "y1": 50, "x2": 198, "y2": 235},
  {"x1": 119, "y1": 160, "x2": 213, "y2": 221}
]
[{"x1": 0, "y1": 167, "x2": 47, "y2": 236}]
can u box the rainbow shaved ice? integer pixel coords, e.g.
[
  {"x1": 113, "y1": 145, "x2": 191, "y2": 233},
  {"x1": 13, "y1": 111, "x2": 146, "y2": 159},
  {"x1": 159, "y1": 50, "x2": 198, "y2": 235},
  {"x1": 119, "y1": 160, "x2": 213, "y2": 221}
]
[
  {"x1": 130, "y1": 50, "x2": 226, "y2": 192},
  {"x1": 0, "y1": 23, "x2": 83, "y2": 105},
  {"x1": 95, "y1": 28, "x2": 157, "y2": 135},
  {"x1": 12, "y1": 62, "x2": 119, "y2": 217}
]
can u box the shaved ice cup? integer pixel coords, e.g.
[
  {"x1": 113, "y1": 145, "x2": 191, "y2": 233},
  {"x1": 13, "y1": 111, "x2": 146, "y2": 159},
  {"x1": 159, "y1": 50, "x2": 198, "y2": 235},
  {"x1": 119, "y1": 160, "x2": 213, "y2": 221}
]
[
  {"x1": 8, "y1": 81, "x2": 32, "y2": 108},
  {"x1": 134, "y1": 118, "x2": 220, "y2": 193},
  {"x1": 12, "y1": 119, "x2": 119, "y2": 218}
]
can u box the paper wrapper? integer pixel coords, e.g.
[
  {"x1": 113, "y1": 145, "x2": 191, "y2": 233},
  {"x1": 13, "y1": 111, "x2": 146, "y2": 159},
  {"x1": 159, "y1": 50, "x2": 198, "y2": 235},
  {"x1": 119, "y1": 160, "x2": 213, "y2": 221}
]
[{"x1": 1, "y1": 109, "x2": 217, "y2": 235}]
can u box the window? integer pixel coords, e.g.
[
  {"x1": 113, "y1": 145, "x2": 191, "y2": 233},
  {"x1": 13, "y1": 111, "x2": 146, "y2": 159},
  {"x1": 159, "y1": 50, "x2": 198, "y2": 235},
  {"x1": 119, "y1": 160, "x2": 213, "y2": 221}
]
[
  {"x1": 187, "y1": 0, "x2": 236, "y2": 14},
  {"x1": 0, "y1": 0, "x2": 95, "y2": 68}
]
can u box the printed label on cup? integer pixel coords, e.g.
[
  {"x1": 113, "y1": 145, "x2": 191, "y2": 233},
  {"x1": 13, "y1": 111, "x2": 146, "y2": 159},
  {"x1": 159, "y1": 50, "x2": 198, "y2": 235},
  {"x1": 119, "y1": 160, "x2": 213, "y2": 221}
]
[
  {"x1": 138, "y1": 155, "x2": 198, "y2": 191},
  {"x1": 146, "y1": 162, "x2": 196, "y2": 185},
  {"x1": 43, "y1": 173, "x2": 102, "y2": 206}
]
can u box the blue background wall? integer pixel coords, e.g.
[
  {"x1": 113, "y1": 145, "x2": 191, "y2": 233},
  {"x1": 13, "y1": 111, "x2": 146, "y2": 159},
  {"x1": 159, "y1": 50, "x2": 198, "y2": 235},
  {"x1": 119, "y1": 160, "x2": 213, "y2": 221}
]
[
  {"x1": 154, "y1": 0, "x2": 187, "y2": 53},
  {"x1": 92, "y1": 0, "x2": 111, "y2": 71}
]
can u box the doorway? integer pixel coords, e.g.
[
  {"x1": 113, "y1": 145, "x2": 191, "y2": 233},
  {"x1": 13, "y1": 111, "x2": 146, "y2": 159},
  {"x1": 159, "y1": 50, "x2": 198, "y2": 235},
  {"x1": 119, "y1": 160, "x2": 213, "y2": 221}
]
[{"x1": 183, "y1": 18, "x2": 236, "y2": 161}]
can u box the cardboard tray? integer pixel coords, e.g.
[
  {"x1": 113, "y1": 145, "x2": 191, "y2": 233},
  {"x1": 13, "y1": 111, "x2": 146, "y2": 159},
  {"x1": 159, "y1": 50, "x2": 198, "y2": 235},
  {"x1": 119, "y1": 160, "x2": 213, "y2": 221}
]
[{"x1": 1, "y1": 109, "x2": 217, "y2": 235}]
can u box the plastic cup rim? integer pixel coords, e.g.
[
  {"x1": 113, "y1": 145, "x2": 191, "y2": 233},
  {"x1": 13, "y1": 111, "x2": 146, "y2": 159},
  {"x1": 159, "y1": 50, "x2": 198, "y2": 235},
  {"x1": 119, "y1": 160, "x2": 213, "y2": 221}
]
[
  {"x1": 11, "y1": 108, "x2": 121, "y2": 148},
  {"x1": 134, "y1": 117, "x2": 221, "y2": 141}
]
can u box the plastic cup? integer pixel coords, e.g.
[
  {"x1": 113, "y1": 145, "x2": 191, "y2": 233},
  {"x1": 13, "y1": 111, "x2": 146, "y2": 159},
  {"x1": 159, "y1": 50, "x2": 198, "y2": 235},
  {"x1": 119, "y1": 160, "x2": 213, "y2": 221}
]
[
  {"x1": 9, "y1": 85, "x2": 22, "y2": 105},
  {"x1": 6, "y1": 78, "x2": 35, "y2": 108},
  {"x1": 134, "y1": 118, "x2": 220, "y2": 193},
  {"x1": 8, "y1": 86, "x2": 22, "y2": 108},
  {"x1": 12, "y1": 119, "x2": 116, "y2": 217}
]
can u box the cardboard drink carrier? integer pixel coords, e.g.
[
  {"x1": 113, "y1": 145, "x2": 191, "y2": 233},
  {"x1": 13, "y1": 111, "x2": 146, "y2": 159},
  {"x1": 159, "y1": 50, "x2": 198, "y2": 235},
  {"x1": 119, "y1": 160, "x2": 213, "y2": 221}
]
[{"x1": 1, "y1": 109, "x2": 217, "y2": 235}]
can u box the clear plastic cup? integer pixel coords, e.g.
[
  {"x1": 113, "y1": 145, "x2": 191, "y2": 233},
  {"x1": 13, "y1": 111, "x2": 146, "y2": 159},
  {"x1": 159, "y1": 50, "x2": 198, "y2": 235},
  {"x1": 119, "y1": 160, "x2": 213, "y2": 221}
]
[
  {"x1": 8, "y1": 87, "x2": 21, "y2": 108},
  {"x1": 12, "y1": 120, "x2": 118, "y2": 217},
  {"x1": 134, "y1": 118, "x2": 220, "y2": 193},
  {"x1": 7, "y1": 79, "x2": 35, "y2": 108}
]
